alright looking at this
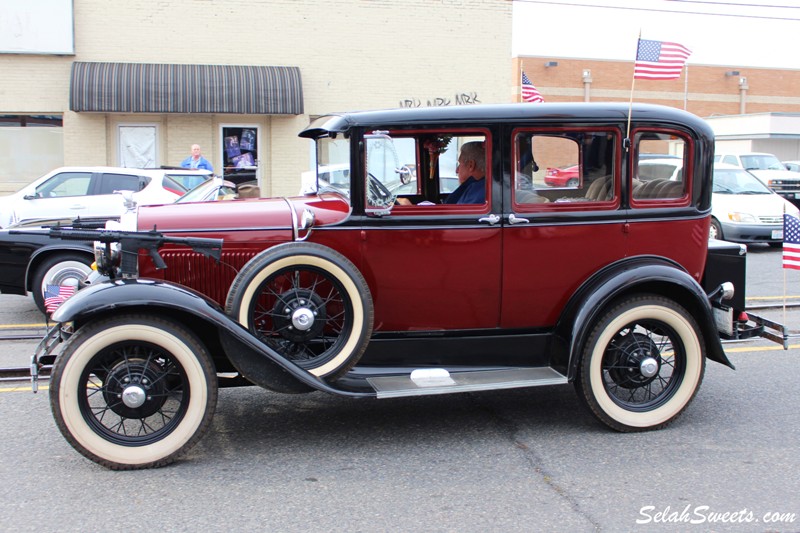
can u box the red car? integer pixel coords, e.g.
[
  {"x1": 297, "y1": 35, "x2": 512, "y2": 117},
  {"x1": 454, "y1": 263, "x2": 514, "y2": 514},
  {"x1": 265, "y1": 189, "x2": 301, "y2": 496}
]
[
  {"x1": 545, "y1": 164, "x2": 580, "y2": 187},
  {"x1": 33, "y1": 103, "x2": 783, "y2": 470}
]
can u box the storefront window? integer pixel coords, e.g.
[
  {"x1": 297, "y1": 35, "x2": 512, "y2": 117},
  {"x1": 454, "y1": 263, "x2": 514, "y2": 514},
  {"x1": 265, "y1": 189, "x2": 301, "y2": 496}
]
[{"x1": 0, "y1": 115, "x2": 63, "y2": 192}]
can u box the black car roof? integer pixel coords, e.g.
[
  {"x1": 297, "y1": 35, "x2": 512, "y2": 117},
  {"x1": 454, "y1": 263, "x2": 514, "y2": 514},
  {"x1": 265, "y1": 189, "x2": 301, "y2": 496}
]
[{"x1": 299, "y1": 103, "x2": 712, "y2": 140}]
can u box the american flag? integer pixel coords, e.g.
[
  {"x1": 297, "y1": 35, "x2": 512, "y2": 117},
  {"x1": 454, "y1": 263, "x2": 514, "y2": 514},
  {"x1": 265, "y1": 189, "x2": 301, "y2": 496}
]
[
  {"x1": 634, "y1": 39, "x2": 692, "y2": 80},
  {"x1": 783, "y1": 213, "x2": 800, "y2": 270},
  {"x1": 44, "y1": 284, "x2": 76, "y2": 313},
  {"x1": 521, "y1": 71, "x2": 544, "y2": 103}
]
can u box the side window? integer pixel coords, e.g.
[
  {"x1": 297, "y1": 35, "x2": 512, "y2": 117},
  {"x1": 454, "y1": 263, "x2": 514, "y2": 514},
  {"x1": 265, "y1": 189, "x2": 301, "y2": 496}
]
[
  {"x1": 365, "y1": 131, "x2": 488, "y2": 210},
  {"x1": 97, "y1": 173, "x2": 145, "y2": 195},
  {"x1": 722, "y1": 155, "x2": 738, "y2": 166},
  {"x1": 513, "y1": 130, "x2": 616, "y2": 206},
  {"x1": 35, "y1": 172, "x2": 92, "y2": 198},
  {"x1": 633, "y1": 132, "x2": 688, "y2": 202}
]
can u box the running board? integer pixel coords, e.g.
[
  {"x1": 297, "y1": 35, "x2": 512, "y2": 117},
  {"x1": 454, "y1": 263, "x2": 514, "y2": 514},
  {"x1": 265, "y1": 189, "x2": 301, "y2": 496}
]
[{"x1": 366, "y1": 367, "x2": 567, "y2": 399}]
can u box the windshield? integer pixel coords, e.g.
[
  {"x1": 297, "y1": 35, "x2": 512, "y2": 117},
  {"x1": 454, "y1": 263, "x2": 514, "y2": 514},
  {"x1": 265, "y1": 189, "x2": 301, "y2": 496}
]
[
  {"x1": 315, "y1": 135, "x2": 351, "y2": 197},
  {"x1": 176, "y1": 178, "x2": 237, "y2": 203},
  {"x1": 713, "y1": 168, "x2": 772, "y2": 194},
  {"x1": 740, "y1": 154, "x2": 786, "y2": 171}
]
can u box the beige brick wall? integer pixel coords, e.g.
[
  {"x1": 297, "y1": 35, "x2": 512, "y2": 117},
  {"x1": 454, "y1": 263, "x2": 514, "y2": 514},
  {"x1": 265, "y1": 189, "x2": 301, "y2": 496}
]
[{"x1": 0, "y1": 0, "x2": 512, "y2": 192}]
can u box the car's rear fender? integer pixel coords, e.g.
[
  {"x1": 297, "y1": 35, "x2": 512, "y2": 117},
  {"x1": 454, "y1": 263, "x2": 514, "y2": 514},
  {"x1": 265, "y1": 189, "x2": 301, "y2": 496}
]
[
  {"x1": 51, "y1": 279, "x2": 369, "y2": 397},
  {"x1": 553, "y1": 256, "x2": 734, "y2": 380},
  {"x1": 26, "y1": 243, "x2": 95, "y2": 291}
]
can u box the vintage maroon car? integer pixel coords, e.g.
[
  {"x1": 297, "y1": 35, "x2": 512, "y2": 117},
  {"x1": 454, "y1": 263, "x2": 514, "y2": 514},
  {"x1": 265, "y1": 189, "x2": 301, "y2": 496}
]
[{"x1": 33, "y1": 103, "x2": 784, "y2": 470}]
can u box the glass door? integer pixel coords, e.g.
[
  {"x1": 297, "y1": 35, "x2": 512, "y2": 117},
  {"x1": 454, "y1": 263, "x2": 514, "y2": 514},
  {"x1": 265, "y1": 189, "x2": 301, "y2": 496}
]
[{"x1": 221, "y1": 125, "x2": 259, "y2": 186}]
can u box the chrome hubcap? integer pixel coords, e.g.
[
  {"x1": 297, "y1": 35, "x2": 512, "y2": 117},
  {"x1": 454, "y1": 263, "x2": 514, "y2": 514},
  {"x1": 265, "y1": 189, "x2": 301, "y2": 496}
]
[
  {"x1": 291, "y1": 307, "x2": 315, "y2": 331},
  {"x1": 639, "y1": 357, "x2": 659, "y2": 378},
  {"x1": 121, "y1": 385, "x2": 146, "y2": 408}
]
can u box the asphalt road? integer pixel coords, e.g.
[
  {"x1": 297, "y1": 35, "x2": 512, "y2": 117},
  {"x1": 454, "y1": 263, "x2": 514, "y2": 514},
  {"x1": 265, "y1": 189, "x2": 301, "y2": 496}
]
[{"x1": 0, "y1": 244, "x2": 798, "y2": 532}]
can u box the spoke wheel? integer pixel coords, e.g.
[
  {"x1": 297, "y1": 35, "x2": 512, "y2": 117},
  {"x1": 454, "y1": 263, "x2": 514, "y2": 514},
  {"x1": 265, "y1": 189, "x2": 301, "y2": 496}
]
[
  {"x1": 226, "y1": 242, "x2": 373, "y2": 379},
  {"x1": 576, "y1": 295, "x2": 705, "y2": 431},
  {"x1": 50, "y1": 315, "x2": 217, "y2": 469}
]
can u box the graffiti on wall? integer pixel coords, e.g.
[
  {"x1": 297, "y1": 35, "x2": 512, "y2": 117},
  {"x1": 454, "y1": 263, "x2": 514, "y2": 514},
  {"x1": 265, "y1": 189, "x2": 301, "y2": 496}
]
[{"x1": 399, "y1": 92, "x2": 481, "y2": 108}]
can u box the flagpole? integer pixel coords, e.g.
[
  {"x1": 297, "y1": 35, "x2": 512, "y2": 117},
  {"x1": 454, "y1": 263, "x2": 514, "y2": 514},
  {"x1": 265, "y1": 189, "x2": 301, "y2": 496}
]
[
  {"x1": 684, "y1": 64, "x2": 689, "y2": 110},
  {"x1": 784, "y1": 204, "x2": 787, "y2": 328},
  {"x1": 626, "y1": 30, "x2": 641, "y2": 152}
]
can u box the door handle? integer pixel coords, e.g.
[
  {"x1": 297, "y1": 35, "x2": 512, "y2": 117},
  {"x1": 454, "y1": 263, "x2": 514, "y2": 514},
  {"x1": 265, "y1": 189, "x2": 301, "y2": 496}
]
[
  {"x1": 508, "y1": 213, "x2": 529, "y2": 225},
  {"x1": 478, "y1": 214, "x2": 501, "y2": 225}
]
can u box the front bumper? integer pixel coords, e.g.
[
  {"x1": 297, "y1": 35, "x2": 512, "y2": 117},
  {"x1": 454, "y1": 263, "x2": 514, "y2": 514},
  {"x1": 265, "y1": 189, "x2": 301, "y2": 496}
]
[{"x1": 719, "y1": 222, "x2": 782, "y2": 243}]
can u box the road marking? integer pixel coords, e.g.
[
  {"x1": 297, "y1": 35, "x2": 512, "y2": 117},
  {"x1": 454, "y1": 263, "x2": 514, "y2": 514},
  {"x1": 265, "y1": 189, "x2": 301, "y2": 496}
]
[
  {"x1": 724, "y1": 343, "x2": 800, "y2": 353},
  {"x1": 0, "y1": 323, "x2": 48, "y2": 329},
  {"x1": 746, "y1": 295, "x2": 800, "y2": 301},
  {"x1": 0, "y1": 343, "x2": 797, "y2": 394},
  {"x1": 0, "y1": 384, "x2": 49, "y2": 393}
]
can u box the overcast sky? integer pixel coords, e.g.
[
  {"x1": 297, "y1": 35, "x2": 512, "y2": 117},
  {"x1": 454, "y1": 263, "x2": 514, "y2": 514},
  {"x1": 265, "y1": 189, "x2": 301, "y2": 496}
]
[{"x1": 512, "y1": 0, "x2": 800, "y2": 70}]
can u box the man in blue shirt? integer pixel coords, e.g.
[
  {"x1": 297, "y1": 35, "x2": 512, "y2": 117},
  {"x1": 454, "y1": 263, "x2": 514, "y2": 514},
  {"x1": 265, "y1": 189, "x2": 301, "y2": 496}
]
[
  {"x1": 181, "y1": 144, "x2": 214, "y2": 172},
  {"x1": 445, "y1": 141, "x2": 486, "y2": 204}
]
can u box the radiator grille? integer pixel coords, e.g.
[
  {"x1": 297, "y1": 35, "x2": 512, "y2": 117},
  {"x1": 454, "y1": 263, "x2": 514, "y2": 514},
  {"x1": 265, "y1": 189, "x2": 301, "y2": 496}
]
[{"x1": 161, "y1": 251, "x2": 257, "y2": 306}]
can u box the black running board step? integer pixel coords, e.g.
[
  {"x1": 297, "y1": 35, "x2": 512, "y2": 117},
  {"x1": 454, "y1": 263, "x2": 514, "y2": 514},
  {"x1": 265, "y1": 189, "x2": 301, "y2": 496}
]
[{"x1": 367, "y1": 367, "x2": 567, "y2": 399}]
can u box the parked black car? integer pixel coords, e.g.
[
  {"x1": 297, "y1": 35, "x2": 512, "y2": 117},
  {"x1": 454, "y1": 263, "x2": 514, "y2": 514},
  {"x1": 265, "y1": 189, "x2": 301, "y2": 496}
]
[{"x1": 0, "y1": 217, "x2": 106, "y2": 313}]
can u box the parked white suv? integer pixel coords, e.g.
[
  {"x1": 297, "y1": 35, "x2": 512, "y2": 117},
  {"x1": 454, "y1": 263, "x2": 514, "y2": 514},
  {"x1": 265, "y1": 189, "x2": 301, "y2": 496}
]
[
  {"x1": 0, "y1": 167, "x2": 211, "y2": 228},
  {"x1": 713, "y1": 152, "x2": 800, "y2": 206}
]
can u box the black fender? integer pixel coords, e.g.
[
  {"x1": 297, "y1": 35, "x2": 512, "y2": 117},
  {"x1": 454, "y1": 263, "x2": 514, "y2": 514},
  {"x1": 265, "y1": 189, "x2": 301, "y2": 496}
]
[
  {"x1": 26, "y1": 242, "x2": 95, "y2": 291},
  {"x1": 51, "y1": 278, "x2": 372, "y2": 397},
  {"x1": 554, "y1": 256, "x2": 734, "y2": 380}
]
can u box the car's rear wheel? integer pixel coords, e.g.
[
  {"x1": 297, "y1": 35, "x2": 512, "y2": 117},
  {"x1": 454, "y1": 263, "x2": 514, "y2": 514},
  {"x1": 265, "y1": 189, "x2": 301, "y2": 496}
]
[
  {"x1": 32, "y1": 253, "x2": 93, "y2": 314},
  {"x1": 566, "y1": 178, "x2": 579, "y2": 187},
  {"x1": 225, "y1": 242, "x2": 374, "y2": 380},
  {"x1": 49, "y1": 315, "x2": 217, "y2": 470},
  {"x1": 575, "y1": 295, "x2": 705, "y2": 432}
]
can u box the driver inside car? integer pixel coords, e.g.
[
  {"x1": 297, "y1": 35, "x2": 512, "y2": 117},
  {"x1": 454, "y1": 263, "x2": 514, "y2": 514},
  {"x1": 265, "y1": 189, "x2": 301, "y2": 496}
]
[{"x1": 397, "y1": 141, "x2": 486, "y2": 205}]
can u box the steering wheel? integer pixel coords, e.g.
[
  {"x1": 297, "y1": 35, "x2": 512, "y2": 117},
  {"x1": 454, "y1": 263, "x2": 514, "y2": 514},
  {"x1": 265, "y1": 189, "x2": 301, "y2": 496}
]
[
  {"x1": 367, "y1": 173, "x2": 396, "y2": 209},
  {"x1": 397, "y1": 165, "x2": 413, "y2": 184}
]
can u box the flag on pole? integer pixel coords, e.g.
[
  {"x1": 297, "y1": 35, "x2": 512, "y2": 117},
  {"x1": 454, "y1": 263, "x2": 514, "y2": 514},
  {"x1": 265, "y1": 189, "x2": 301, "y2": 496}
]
[
  {"x1": 521, "y1": 71, "x2": 544, "y2": 103},
  {"x1": 634, "y1": 39, "x2": 692, "y2": 80},
  {"x1": 783, "y1": 213, "x2": 800, "y2": 270},
  {"x1": 44, "y1": 284, "x2": 76, "y2": 313}
]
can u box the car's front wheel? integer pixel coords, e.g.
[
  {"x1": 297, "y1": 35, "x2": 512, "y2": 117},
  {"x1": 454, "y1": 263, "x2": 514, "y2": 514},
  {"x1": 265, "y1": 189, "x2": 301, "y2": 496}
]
[
  {"x1": 575, "y1": 295, "x2": 705, "y2": 432},
  {"x1": 49, "y1": 315, "x2": 218, "y2": 470},
  {"x1": 225, "y1": 242, "x2": 374, "y2": 380}
]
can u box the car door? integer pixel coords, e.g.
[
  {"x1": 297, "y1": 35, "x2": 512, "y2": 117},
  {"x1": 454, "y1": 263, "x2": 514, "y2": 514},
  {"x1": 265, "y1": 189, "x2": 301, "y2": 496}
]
[
  {"x1": 500, "y1": 127, "x2": 627, "y2": 329},
  {"x1": 15, "y1": 171, "x2": 95, "y2": 222},
  {"x1": 357, "y1": 129, "x2": 502, "y2": 332}
]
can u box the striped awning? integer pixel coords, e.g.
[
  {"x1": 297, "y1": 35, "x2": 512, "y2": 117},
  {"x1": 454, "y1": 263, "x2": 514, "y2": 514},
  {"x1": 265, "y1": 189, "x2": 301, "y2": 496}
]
[{"x1": 70, "y1": 62, "x2": 304, "y2": 114}]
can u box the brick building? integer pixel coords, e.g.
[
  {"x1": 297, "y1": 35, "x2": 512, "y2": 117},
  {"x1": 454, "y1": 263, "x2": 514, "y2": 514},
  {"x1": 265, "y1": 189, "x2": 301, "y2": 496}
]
[
  {"x1": 514, "y1": 56, "x2": 800, "y2": 160},
  {"x1": 4, "y1": 2, "x2": 800, "y2": 197},
  {"x1": 0, "y1": 0, "x2": 513, "y2": 195}
]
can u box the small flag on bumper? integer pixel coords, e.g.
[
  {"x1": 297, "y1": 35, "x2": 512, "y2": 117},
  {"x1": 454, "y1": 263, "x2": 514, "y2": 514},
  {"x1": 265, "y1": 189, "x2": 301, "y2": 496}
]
[{"x1": 44, "y1": 285, "x2": 76, "y2": 313}]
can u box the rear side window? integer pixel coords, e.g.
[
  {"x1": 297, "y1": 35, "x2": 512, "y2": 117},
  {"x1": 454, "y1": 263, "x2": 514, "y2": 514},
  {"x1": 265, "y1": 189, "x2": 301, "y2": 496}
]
[
  {"x1": 162, "y1": 175, "x2": 188, "y2": 194},
  {"x1": 98, "y1": 173, "x2": 146, "y2": 194},
  {"x1": 632, "y1": 131, "x2": 689, "y2": 203},
  {"x1": 512, "y1": 129, "x2": 617, "y2": 208}
]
